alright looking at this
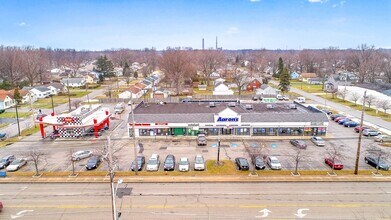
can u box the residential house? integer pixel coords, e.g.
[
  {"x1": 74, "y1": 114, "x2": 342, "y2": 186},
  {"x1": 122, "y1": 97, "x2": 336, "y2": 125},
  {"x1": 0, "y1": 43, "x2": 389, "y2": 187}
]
[
  {"x1": 47, "y1": 83, "x2": 67, "y2": 95},
  {"x1": 290, "y1": 72, "x2": 300, "y2": 80},
  {"x1": 299, "y1": 73, "x2": 317, "y2": 82},
  {"x1": 214, "y1": 78, "x2": 226, "y2": 86},
  {"x1": 20, "y1": 90, "x2": 37, "y2": 104},
  {"x1": 118, "y1": 86, "x2": 144, "y2": 99},
  {"x1": 151, "y1": 88, "x2": 170, "y2": 99},
  {"x1": 213, "y1": 84, "x2": 234, "y2": 95},
  {"x1": 210, "y1": 72, "x2": 220, "y2": 79},
  {"x1": 60, "y1": 78, "x2": 87, "y2": 88},
  {"x1": 308, "y1": 78, "x2": 322, "y2": 85},
  {"x1": 84, "y1": 74, "x2": 98, "y2": 84},
  {"x1": 246, "y1": 79, "x2": 262, "y2": 92},
  {"x1": 255, "y1": 85, "x2": 279, "y2": 97},
  {"x1": 141, "y1": 80, "x2": 152, "y2": 89},
  {"x1": 30, "y1": 86, "x2": 51, "y2": 99},
  {"x1": 0, "y1": 94, "x2": 15, "y2": 111}
]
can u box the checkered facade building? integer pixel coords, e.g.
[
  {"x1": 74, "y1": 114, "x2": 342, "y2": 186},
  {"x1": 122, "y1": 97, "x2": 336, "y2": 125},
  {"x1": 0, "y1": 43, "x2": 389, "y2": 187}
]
[{"x1": 56, "y1": 116, "x2": 85, "y2": 138}]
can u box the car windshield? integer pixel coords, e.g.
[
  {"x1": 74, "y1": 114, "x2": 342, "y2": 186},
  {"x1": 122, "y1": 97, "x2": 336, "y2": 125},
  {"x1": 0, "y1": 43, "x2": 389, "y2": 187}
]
[
  {"x1": 271, "y1": 159, "x2": 279, "y2": 163},
  {"x1": 165, "y1": 159, "x2": 174, "y2": 164},
  {"x1": 256, "y1": 158, "x2": 263, "y2": 163},
  {"x1": 179, "y1": 160, "x2": 188, "y2": 165},
  {"x1": 11, "y1": 159, "x2": 21, "y2": 165},
  {"x1": 0, "y1": 158, "x2": 6, "y2": 163},
  {"x1": 195, "y1": 157, "x2": 204, "y2": 163},
  {"x1": 148, "y1": 159, "x2": 157, "y2": 165}
]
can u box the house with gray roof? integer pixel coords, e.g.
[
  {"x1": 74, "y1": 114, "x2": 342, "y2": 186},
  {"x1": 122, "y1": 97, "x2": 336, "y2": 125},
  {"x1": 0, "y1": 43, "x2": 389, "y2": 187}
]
[
  {"x1": 30, "y1": 86, "x2": 51, "y2": 99},
  {"x1": 60, "y1": 78, "x2": 86, "y2": 88},
  {"x1": 128, "y1": 101, "x2": 328, "y2": 137}
]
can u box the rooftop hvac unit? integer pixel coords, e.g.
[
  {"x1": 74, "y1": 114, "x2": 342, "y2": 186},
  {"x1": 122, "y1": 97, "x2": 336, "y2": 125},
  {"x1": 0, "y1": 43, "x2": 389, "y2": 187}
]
[
  {"x1": 245, "y1": 104, "x2": 253, "y2": 110},
  {"x1": 289, "y1": 104, "x2": 297, "y2": 109},
  {"x1": 266, "y1": 104, "x2": 274, "y2": 109},
  {"x1": 209, "y1": 102, "x2": 216, "y2": 107},
  {"x1": 228, "y1": 102, "x2": 236, "y2": 107}
]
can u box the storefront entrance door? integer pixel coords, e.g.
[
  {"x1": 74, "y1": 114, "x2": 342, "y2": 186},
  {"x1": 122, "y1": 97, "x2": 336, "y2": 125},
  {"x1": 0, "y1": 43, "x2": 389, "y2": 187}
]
[{"x1": 221, "y1": 128, "x2": 233, "y2": 135}]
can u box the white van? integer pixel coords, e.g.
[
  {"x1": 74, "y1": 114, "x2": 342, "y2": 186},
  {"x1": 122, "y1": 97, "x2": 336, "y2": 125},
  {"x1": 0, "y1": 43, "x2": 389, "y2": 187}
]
[
  {"x1": 114, "y1": 103, "x2": 125, "y2": 114},
  {"x1": 295, "y1": 97, "x2": 306, "y2": 103}
]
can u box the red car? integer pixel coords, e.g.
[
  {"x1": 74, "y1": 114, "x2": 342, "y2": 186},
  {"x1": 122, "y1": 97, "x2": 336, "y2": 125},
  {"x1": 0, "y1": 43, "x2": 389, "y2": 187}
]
[
  {"x1": 325, "y1": 158, "x2": 344, "y2": 170},
  {"x1": 354, "y1": 126, "x2": 369, "y2": 133},
  {"x1": 334, "y1": 117, "x2": 346, "y2": 122},
  {"x1": 0, "y1": 201, "x2": 3, "y2": 211}
]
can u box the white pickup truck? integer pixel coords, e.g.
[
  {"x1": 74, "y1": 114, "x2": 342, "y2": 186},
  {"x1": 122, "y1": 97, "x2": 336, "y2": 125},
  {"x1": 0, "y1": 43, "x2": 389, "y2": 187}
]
[{"x1": 114, "y1": 103, "x2": 125, "y2": 114}]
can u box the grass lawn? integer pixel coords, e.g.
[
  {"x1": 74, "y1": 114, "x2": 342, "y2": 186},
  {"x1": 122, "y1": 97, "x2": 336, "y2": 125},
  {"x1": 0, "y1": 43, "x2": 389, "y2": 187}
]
[
  {"x1": 30, "y1": 91, "x2": 91, "y2": 109},
  {"x1": 0, "y1": 126, "x2": 41, "y2": 148},
  {"x1": 193, "y1": 86, "x2": 214, "y2": 95},
  {"x1": 0, "y1": 123, "x2": 9, "y2": 129},
  {"x1": 290, "y1": 81, "x2": 324, "y2": 93},
  {"x1": 0, "y1": 111, "x2": 32, "y2": 119},
  {"x1": 320, "y1": 94, "x2": 391, "y2": 122}
]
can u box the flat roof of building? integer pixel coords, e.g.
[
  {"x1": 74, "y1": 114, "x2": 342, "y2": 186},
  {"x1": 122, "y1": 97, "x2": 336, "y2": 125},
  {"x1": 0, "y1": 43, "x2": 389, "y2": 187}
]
[{"x1": 130, "y1": 102, "x2": 329, "y2": 124}]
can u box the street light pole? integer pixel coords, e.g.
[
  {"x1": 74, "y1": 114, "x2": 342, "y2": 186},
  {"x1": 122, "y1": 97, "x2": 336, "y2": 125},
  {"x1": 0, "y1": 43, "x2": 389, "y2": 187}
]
[
  {"x1": 67, "y1": 79, "x2": 71, "y2": 112},
  {"x1": 130, "y1": 95, "x2": 139, "y2": 175},
  {"x1": 50, "y1": 95, "x2": 55, "y2": 114},
  {"x1": 15, "y1": 102, "x2": 21, "y2": 137},
  {"x1": 354, "y1": 90, "x2": 367, "y2": 175},
  {"x1": 113, "y1": 179, "x2": 123, "y2": 220}
]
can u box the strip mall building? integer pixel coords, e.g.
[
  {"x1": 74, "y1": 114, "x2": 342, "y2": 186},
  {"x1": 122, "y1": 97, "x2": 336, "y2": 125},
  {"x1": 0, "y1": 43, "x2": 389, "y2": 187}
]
[{"x1": 128, "y1": 101, "x2": 329, "y2": 137}]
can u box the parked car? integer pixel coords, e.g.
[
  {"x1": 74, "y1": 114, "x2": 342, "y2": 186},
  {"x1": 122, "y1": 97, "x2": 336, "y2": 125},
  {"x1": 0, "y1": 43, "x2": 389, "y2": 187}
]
[
  {"x1": 338, "y1": 118, "x2": 351, "y2": 125},
  {"x1": 131, "y1": 156, "x2": 145, "y2": 171},
  {"x1": 294, "y1": 97, "x2": 306, "y2": 103},
  {"x1": 146, "y1": 154, "x2": 160, "y2": 171},
  {"x1": 194, "y1": 155, "x2": 205, "y2": 171},
  {"x1": 266, "y1": 156, "x2": 282, "y2": 170},
  {"x1": 178, "y1": 157, "x2": 190, "y2": 172},
  {"x1": 324, "y1": 158, "x2": 344, "y2": 170},
  {"x1": 290, "y1": 140, "x2": 307, "y2": 149},
  {"x1": 355, "y1": 126, "x2": 369, "y2": 133},
  {"x1": 330, "y1": 114, "x2": 342, "y2": 120},
  {"x1": 196, "y1": 134, "x2": 207, "y2": 146},
  {"x1": 252, "y1": 155, "x2": 265, "y2": 170},
  {"x1": 334, "y1": 116, "x2": 346, "y2": 122},
  {"x1": 311, "y1": 136, "x2": 325, "y2": 146},
  {"x1": 321, "y1": 109, "x2": 333, "y2": 115},
  {"x1": 0, "y1": 155, "x2": 15, "y2": 169},
  {"x1": 6, "y1": 158, "x2": 27, "y2": 172},
  {"x1": 235, "y1": 157, "x2": 250, "y2": 171},
  {"x1": 362, "y1": 129, "x2": 381, "y2": 137},
  {"x1": 86, "y1": 156, "x2": 102, "y2": 170},
  {"x1": 72, "y1": 150, "x2": 93, "y2": 161},
  {"x1": 0, "y1": 201, "x2": 3, "y2": 211},
  {"x1": 344, "y1": 121, "x2": 359, "y2": 127},
  {"x1": 374, "y1": 135, "x2": 391, "y2": 143},
  {"x1": 365, "y1": 155, "x2": 390, "y2": 171},
  {"x1": 114, "y1": 103, "x2": 125, "y2": 114},
  {"x1": 83, "y1": 127, "x2": 102, "y2": 137},
  {"x1": 163, "y1": 154, "x2": 176, "y2": 171},
  {"x1": 0, "y1": 132, "x2": 6, "y2": 141},
  {"x1": 50, "y1": 129, "x2": 60, "y2": 140}
]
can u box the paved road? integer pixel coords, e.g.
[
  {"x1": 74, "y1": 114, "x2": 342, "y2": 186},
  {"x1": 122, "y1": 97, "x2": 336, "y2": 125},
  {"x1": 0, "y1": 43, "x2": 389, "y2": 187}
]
[
  {"x1": 0, "y1": 86, "x2": 110, "y2": 138},
  {"x1": 1, "y1": 182, "x2": 390, "y2": 219},
  {"x1": 271, "y1": 80, "x2": 391, "y2": 133}
]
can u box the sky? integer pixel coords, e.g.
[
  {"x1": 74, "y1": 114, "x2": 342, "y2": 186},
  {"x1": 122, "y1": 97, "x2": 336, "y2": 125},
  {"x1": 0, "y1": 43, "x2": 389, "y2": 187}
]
[{"x1": 1, "y1": 0, "x2": 390, "y2": 51}]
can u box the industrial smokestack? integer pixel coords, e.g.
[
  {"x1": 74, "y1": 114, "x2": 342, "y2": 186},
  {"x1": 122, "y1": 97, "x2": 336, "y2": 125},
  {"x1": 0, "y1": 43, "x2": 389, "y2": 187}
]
[
  {"x1": 202, "y1": 38, "x2": 204, "y2": 50},
  {"x1": 215, "y1": 36, "x2": 218, "y2": 50}
]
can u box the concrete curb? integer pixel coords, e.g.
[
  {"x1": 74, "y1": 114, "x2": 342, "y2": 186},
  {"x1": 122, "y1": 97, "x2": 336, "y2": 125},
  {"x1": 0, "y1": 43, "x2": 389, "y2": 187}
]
[{"x1": 1, "y1": 175, "x2": 391, "y2": 183}]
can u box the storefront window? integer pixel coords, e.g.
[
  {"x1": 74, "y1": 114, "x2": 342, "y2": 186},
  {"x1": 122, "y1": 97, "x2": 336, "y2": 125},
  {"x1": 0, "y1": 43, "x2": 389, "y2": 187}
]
[
  {"x1": 236, "y1": 128, "x2": 250, "y2": 136},
  {"x1": 206, "y1": 128, "x2": 219, "y2": 136},
  {"x1": 139, "y1": 129, "x2": 155, "y2": 136}
]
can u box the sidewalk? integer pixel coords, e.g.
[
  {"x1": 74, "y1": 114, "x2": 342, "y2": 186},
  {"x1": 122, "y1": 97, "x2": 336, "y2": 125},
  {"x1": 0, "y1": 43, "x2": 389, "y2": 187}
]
[{"x1": 1, "y1": 174, "x2": 390, "y2": 183}]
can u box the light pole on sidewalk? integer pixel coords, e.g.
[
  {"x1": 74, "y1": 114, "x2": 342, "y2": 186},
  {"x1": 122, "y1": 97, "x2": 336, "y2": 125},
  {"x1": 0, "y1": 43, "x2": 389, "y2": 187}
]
[
  {"x1": 15, "y1": 102, "x2": 21, "y2": 137},
  {"x1": 354, "y1": 90, "x2": 367, "y2": 175}
]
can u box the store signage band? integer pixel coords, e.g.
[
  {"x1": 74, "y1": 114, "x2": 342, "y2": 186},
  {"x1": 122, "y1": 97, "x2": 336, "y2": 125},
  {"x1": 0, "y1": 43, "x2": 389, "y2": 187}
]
[{"x1": 216, "y1": 117, "x2": 239, "y2": 122}]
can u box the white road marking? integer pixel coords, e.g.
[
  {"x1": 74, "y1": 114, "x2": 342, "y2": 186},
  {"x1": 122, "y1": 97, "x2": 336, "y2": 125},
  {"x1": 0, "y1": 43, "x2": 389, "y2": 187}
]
[
  {"x1": 11, "y1": 210, "x2": 34, "y2": 219},
  {"x1": 294, "y1": 208, "x2": 310, "y2": 218},
  {"x1": 255, "y1": 208, "x2": 271, "y2": 218}
]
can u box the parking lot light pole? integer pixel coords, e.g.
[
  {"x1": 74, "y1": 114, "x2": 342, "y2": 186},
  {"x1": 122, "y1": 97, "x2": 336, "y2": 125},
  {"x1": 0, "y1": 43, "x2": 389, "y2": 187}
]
[
  {"x1": 15, "y1": 102, "x2": 21, "y2": 137},
  {"x1": 130, "y1": 95, "x2": 139, "y2": 175},
  {"x1": 354, "y1": 90, "x2": 367, "y2": 175},
  {"x1": 113, "y1": 178, "x2": 123, "y2": 220}
]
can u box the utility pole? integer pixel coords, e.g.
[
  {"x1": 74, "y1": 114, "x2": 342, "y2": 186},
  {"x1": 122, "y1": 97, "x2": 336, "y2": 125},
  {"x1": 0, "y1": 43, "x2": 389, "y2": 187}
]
[
  {"x1": 354, "y1": 90, "x2": 367, "y2": 175},
  {"x1": 29, "y1": 93, "x2": 36, "y2": 128},
  {"x1": 50, "y1": 95, "x2": 55, "y2": 114},
  {"x1": 217, "y1": 129, "x2": 221, "y2": 165},
  {"x1": 107, "y1": 136, "x2": 116, "y2": 220},
  {"x1": 130, "y1": 95, "x2": 139, "y2": 175},
  {"x1": 15, "y1": 102, "x2": 21, "y2": 137},
  {"x1": 67, "y1": 79, "x2": 71, "y2": 112}
]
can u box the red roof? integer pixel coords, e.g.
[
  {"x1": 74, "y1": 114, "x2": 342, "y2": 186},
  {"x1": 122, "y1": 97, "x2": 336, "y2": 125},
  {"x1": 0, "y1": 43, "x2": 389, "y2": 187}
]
[
  {"x1": 128, "y1": 86, "x2": 141, "y2": 94},
  {"x1": 135, "y1": 83, "x2": 147, "y2": 89}
]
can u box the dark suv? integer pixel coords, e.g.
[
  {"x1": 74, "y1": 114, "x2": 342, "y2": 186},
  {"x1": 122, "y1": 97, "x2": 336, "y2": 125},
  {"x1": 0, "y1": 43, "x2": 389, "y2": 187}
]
[
  {"x1": 290, "y1": 140, "x2": 307, "y2": 149},
  {"x1": 235, "y1": 157, "x2": 250, "y2": 171},
  {"x1": 196, "y1": 134, "x2": 207, "y2": 146},
  {"x1": 365, "y1": 155, "x2": 390, "y2": 171},
  {"x1": 0, "y1": 155, "x2": 15, "y2": 169},
  {"x1": 164, "y1": 155, "x2": 176, "y2": 171},
  {"x1": 252, "y1": 155, "x2": 265, "y2": 170},
  {"x1": 131, "y1": 156, "x2": 145, "y2": 171}
]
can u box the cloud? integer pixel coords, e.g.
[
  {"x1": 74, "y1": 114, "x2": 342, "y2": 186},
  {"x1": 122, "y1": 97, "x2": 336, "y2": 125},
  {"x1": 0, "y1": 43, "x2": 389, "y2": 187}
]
[
  {"x1": 249, "y1": 0, "x2": 261, "y2": 2},
  {"x1": 332, "y1": 1, "x2": 346, "y2": 8},
  {"x1": 308, "y1": 0, "x2": 326, "y2": 3},
  {"x1": 17, "y1": 22, "x2": 27, "y2": 27},
  {"x1": 227, "y1": 27, "x2": 239, "y2": 34}
]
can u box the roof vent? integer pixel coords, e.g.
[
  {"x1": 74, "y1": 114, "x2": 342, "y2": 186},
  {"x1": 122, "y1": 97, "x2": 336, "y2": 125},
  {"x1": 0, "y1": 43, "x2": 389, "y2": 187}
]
[
  {"x1": 209, "y1": 102, "x2": 216, "y2": 107},
  {"x1": 245, "y1": 104, "x2": 253, "y2": 110},
  {"x1": 228, "y1": 102, "x2": 236, "y2": 107},
  {"x1": 266, "y1": 104, "x2": 274, "y2": 109}
]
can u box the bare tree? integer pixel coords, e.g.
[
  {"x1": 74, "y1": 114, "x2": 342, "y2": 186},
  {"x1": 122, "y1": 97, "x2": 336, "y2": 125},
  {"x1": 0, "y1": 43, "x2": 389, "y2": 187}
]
[
  {"x1": 376, "y1": 99, "x2": 391, "y2": 114},
  {"x1": 26, "y1": 148, "x2": 47, "y2": 176},
  {"x1": 325, "y1": 143, "x2": 346, "y2": 174},
  {"x1": 337, "y1": 89, "x2": 349, "y2": 101},
  {"x1": 72, "y1": 99, "x2": 82, "y2": 109},
  {"x1": 365, "y1": 94, "x2": 376, "y2": 109},
  {"x1": 232, "y1": 71, "x2": 249, "y2": 96},
  {"x1": 292, "y1": 148, "x2": 308, "y2": 175},
  {"x1": 348, "y1": 44, "x2": 377, "y2": 84},
  {"x1": 382, "y1": 55, "x2": 391, "y2": 83},
  {"x1": 159, "y1": 49, "x2": 195, "y2": 95},
  {"x1": 196, "y1": 50, "x2": 224, "y2": 86},
  {"x1": 350, "y1": 92, "x2": 361, "y2": 105}
]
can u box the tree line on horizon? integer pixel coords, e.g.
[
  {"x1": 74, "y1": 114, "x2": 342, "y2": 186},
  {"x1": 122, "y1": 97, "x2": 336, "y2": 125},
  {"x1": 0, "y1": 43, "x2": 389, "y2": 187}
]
[{"x1": 1, "y1": 44, "x2": 391, "y2": 93}]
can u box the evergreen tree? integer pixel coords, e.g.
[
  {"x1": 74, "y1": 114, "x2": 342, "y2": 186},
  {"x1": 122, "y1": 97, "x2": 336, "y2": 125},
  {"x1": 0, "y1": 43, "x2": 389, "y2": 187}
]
[
  {"x1": 274, "y1": 57, "x2": 284, "y2": 78},
  {"x1": 14, "y1": 88, "x2": 22, "y2": 104},
  {"x1": 95, "y1": 55, "x2": 115, "y2": 78},
  {"x1": 278, "y1": 67, "x2": 291, "y2": 94},
  {"x1": 98, "y1": 74, "x2": 104, "y2": 84},
  {"x1": 133, "y1": 71, "x2": 138, "y2": 79},
  {"x1": 123, "y1": 62, "x2": 130, "y2": 77}
]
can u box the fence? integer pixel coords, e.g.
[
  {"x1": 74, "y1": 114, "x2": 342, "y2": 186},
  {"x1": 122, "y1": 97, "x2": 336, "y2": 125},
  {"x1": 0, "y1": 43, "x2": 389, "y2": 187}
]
[{"x1": 98, "y1": 97, "x2": 180, "y2": 104}]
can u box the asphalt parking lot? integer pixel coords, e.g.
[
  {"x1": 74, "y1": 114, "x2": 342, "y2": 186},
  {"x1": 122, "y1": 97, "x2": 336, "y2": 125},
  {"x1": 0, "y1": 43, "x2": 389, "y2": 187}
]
[{"x1": 1, "y1": 116, "x2": 390, "y2": 173}]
